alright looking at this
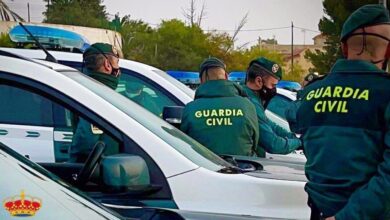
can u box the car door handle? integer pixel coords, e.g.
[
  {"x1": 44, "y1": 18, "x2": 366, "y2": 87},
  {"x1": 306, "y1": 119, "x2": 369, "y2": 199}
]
[
  {"x1": 0, "y1": 129, "x2": 8, "y2": 136},
  {"x1": 26, "y1": 131, "x2": 40, "y2": 138},
  {"x1": 59, "y1": 144, "x2": 69, "y2": 154}
]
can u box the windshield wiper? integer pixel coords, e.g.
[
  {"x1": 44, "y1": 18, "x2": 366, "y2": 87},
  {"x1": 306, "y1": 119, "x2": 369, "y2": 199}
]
[
  {"x1": 218, "y1": 166, "x2": 243, "y2": 174},
  {"x1": 18, "y1": 22, "x2": 58, "y2": 63}
]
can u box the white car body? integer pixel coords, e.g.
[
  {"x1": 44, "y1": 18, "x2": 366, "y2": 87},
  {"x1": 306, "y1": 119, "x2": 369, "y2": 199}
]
[{"x1": 0, "y1": 54, "x2": 310, "y2": 219}]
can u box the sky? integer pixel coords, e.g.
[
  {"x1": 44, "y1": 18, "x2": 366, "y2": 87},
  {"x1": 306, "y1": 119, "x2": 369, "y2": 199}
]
[{"x1": 4, "y1": 0, "x2": 324, "y2": 46}]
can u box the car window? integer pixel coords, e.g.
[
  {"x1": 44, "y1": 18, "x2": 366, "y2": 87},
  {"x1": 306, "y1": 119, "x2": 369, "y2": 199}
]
[
  {"x1": 0, "y1": 84, "x2": 53, "y2": 126},
  {"x1": 118, "y1": 70, "x2": 178, "y2": 117},
  {"x1": 152, "y1": 69, "x2": 195, "y2": 98},
  {"x1": 267, "y1": 94, "x2": 292, "y2": 120}
]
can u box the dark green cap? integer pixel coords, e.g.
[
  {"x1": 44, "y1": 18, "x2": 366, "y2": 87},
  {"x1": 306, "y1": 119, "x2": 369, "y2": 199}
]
[
  {"x1": 199, "y1": 57, "x2": 226, "y2": 77},
  {"x1": 304, "y1": 72, "x2": 319, "y2": 82},
  {"x1": 249, "y1": 57, "x2": 282, "y2": 80},
  {"x1": 341, "y1": 4, "x2": 390, "y2": 41},
  {"x1": 83, "y1": 43, "x2": 119, "y2": 58}
]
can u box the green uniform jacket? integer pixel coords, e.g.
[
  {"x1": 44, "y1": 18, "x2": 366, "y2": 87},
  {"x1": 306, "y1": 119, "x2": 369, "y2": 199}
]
[
  {"x1": 296, "y1": 59, "x2": 390, "y2": 219},
  {"x1": 243, "y1": 85, "x2": 301, "y2": 157},
  {"x1": 68, "y1": 70, "x2": 119, "y2": 162},
  {"x1": 68, "y1": 119, "x2": 119, "y2": 162},
  {"x1": 286, "y1": 89, "x2": 306, "y2": 134},
  {"x1": 180, "y1": 80, "x2": 259, "y2": 156},
  {"x1": 121, "y1": 91, "x2": 161, "y2": 116}
]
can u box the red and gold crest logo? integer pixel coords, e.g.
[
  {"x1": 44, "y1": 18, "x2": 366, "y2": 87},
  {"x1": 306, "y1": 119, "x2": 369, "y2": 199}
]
[{"x1": 3, "y1": 190, "x2": 42, "y2": 217}]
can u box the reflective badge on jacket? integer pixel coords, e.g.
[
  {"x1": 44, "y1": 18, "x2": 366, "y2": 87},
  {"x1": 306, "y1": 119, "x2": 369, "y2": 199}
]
[
  {"x1": 194, "y1": 108, "x2": 244, "y2": 126},
  {"x1": 305, "y1": 86, "x2": 369, "y2": 113}
]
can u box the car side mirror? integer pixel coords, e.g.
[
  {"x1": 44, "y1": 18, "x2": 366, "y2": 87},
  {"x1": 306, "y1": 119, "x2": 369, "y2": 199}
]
[
  {"x1": 100, "y1": 154, "x2": 150, "y2": 193},
  {"x1": 162, "y1": 106, "x2": 184, "y2": 128}
]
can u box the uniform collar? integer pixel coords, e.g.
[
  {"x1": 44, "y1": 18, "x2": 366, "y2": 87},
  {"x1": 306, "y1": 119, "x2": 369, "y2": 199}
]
[
  {"x1": 243, "y1": 85, "x2": 257, "y2": 99},
  {"x1": 243, "y1": 85, "x2": 265, "y2": 109},
  {"x1": 195, "y1": 80, "x2": 246, "y2": 99},
  {"x1": 84, "y1": 69, "x2": 119, "y2": 90},
  {"x1": 330, "y1": 59, "x2": 385, "y2": 74}
]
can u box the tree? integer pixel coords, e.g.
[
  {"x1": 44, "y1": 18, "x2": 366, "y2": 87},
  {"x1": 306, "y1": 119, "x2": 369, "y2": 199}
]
[
  {"x1": 119, "y1": 15, "x2": 156, "y2": 62},
  {"x1": 284, "y1": 61, "x2": 305, "y2": 82},
  {"x1": 43, "y1": 0, "x2": 109, "y2": 28},
  {"x1": 0, "y1": 0, "x2": 24, "y2": 21},
  {"x1": 153, "y1": 19, "x2": 209, "y2": 71},
  {"x1": 0, "y1": 33, "x2": 16, "y2": 47},
  {"x1": 182, "y1": 0, "x2": 206, "y2": 27},
  {"x1": 261, "y1": 38, "x2": 278, "y2": 45},
  {"x1": 305, "y1": 0, "x2": 388, "y2": 74}
]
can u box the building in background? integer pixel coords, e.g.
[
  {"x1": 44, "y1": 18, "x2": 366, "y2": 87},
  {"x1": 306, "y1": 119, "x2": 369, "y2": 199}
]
[{"x1": 261, "y1": 34, "x2": 326, "y2": 77}]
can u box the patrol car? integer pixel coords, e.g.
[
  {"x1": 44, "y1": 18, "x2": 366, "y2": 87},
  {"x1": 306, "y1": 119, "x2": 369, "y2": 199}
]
[
  {"x1": 0, "y1": 53, "x2": 309, "y2": 218},
  {"x1": 0, "y1": 142, "x2": 277, "y2": 220}
]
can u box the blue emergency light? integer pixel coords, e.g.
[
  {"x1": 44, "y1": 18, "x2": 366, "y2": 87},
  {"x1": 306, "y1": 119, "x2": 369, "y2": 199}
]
[
  {"x1": 166, "y1": 71, "x2": 200, "y2": 84},
  {"x1": 9, "y1": 25, "x2": 90, "y2": 52}
]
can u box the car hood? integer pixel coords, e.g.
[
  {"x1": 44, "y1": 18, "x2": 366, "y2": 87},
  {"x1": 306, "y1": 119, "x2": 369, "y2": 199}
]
[
  {"x1": 120, "y1": 207, "x2": 285, "y2": 220},
  {"x1": 232, "y1": 155, "x2": 307, "y2": 182}
]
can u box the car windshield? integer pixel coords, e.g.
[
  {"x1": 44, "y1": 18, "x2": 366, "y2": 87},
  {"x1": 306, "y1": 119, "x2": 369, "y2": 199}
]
[
  {"x1": 63, "y1": 71, "x2": 231, "y2": 171},
  {"x1": 152, "y1": 69, "x2": 195, "y2": 98}
]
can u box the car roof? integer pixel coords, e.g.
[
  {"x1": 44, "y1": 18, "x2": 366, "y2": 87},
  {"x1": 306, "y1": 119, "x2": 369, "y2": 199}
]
[
  {"x1": 33, "y1": 59, "x2": 79, "y2": 72},
  {"x1": 0, "y1": 48, "x2": 78, "y2": 73},
  {"x1": 0, "y1": 47, "x2": 161, "y2": 73},
  {"x1": 276, "y1": 87, "x2": 296, "y2": 101}
]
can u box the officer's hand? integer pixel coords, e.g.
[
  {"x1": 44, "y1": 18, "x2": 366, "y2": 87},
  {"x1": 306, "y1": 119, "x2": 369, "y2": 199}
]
[{"x1": 325, "y1": 217, "x2": 335, "y2": 220}]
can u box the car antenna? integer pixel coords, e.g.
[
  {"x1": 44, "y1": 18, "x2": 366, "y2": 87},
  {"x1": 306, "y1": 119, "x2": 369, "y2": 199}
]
[{"x1": 18, "y1": 22, "x2": 58, "y2": 63}]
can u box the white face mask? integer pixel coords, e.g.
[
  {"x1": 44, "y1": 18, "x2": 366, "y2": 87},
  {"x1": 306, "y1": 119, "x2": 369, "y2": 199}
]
[{"x1": 125, "y1": 92, "x2": 140, "y2": 98}]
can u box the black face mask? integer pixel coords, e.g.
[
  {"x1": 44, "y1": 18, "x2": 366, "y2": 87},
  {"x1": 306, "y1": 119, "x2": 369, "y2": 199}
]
[
  {"x1": 110, "y1": 66, "x2": 121, "y2": 77},
  {"x1": 259, "y1": 85, "x2": 277, "y2": 108}
]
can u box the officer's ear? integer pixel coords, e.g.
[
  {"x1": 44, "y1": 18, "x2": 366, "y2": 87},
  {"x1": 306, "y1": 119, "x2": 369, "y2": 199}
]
[
  {"x1": 103, "y1": 58, "x2": 112, "y2": 71},
  {"x1": 200, "y1": 70, "x2": 206, "y2": 84},
  {"x1": 341, "y1": 42, "x2": 348, "y2": 58},
  {"x1": 255, "y1": 76, "x2": 263, "y2": 87}
]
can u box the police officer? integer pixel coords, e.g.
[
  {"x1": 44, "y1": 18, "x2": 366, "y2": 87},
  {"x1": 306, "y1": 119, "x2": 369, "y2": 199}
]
[
  {"x1": 295, "y1": 5, "x2": 390, "y2": 220},
  {"x1": 121, "y1": 81, "x2": 161, "y2": 116},
  {"x1": 68, "y1": 43, "x2": 120, "y2": 162},
  {"x1": 243, "y1": 57, "x2": 302, "y2": 157},
  {"x1": 180, "y1": 57, "x2": 259, "y2": 156}
]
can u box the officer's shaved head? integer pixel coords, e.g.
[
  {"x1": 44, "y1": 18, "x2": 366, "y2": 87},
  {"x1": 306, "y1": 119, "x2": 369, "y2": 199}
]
[
  {"x1": 200, "y1": 67, "x2": 227, "y2": 83},
  {"x1": 342, "y1": 25, "x2": 390, "y2": 69},
  {"x1": 340, "y1": 5, "x2": 390, "y2": 70}
]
